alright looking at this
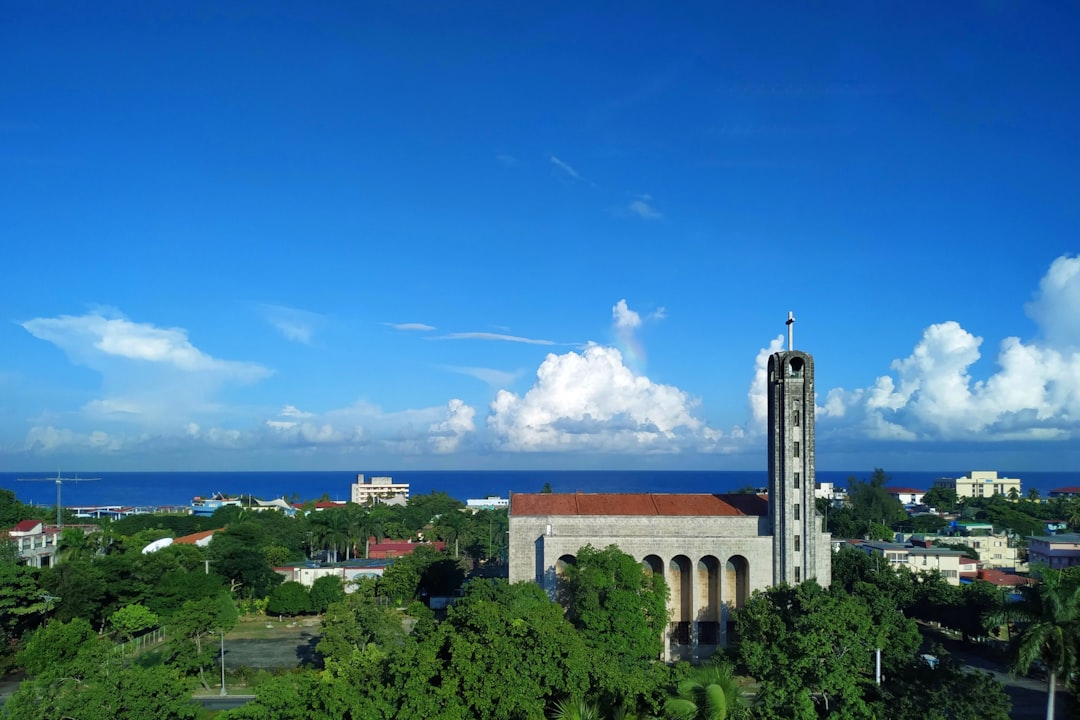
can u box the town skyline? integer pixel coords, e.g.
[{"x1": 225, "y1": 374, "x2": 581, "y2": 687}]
[{"x1": 2, "y1": 4, "x2": 1078, "y2": 472}]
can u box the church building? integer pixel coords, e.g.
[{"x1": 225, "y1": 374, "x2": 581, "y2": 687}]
[{"x1": 507, "y1": 314, "x2": 831, "y2": 660}]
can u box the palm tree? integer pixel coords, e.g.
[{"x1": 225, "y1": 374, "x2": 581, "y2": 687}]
[
  {"x1": 311, "y1": 509, "x2": 350, "y2": 563},
  {"x1": 991, "y1": 566, "x2": 1080, "y2": 720},
  {"x1": 550, "y1": 698, "x2": 600, "y2": 720},
  {"x1": 664, "y1": 661, "x2": 745, "y2": 720}
]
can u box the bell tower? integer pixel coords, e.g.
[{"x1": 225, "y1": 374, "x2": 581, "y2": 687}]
[{"x1": 768, "y1": 312, "x2": 820, "y2": 585}]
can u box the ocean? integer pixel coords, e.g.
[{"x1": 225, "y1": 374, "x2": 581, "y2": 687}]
[{"x1": 2, "y1": 469, "x2": 1078, "y2": 510}]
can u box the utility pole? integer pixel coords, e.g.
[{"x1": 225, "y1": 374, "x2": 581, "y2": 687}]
[
  {"x1": 220, "y1": 631, "x2": 226, "y2": 695},
  {"x1": 16, "y1": 471, "x2": 100, "y2": 528}
]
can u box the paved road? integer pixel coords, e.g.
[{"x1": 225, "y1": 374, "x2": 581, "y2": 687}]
[
  {"x1": 193, "y1": 693, "x2": 257, "y2": 712},
  {"x1": 952, "y1": 649, "x2": 1066, "y2": 720}
]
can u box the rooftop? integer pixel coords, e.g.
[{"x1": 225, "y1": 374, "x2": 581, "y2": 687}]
[{"x1": 510, "y1": 492, "x2": 768, "y2": 517}]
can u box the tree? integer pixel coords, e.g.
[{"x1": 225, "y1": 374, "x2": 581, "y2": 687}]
[
  {"x1": 561, "y1": 545, "x2": 670, "y2": 712},
  {"x1": 317, "y1": 593, "x2": 405, "y2": 664},
  {"x1": 922, "y1": 486, "x2": 959, "y2": 513},
  {"x1": 18, "y1": 617, "x2": 110, "y2": 682},
  {"x1": 391, "y1": 580, "x2": 591, "y2": 720},
  {"x1": 267, "y1": 581, "x2": 312, "y2": 616},
  {"x1": 735, "y1": 580, "x2": 915, "y2": 719},
  {"x1": 990, "y1": 566, "x2": 1080, "y2": 720},
  {"x1": 875, "y1": 653, "x2": 1010, "y2": 720},
  {"x1": 168, "y1": 594, "x2": 238, "y2": 690},
  {"x1": 664, "y1": 660, "x2": 746, "y2": 720},
  {"x1": 309, "y1": 574, "x2": 346, "y2": 613},
  {"x1": 109, "y1": 603, "x2": 159, "y2": 642},
  {"x1": 847, "y1": 469, "x2": 906, "y2": 530}
]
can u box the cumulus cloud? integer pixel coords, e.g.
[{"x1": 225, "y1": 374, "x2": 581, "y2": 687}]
[
  {"x1": 819, "y1": 256, "x2": 1080, "y2": 443},
  {"x1": 612, "y1": 299, "x2": 641, "y2": 329},
  {"x1": 1026, "y1": 255, "x2": 1080, "y2": 350},
  {"x1": 488, "y1": 344, "x2": 721, "y2": 452},
  {"x1": 259, "y1": 304, "x2": 326, "y2": 344},
  {"x1": 428, "y1": 399, "x2": 477, "y2": 453},
  {"x1": 747, "y1": 335, "x2": 786, "y2": 425}
]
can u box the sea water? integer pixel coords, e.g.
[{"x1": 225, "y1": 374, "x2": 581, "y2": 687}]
[{"x1": 2, "y1": 469, "x2": 1077, "y2": 509}]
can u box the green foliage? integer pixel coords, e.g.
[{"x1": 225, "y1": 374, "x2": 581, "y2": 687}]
[
  {"x1": 309, "y1": 574, "x2": 346, "y2": 613},
  {"x1": 317, "y1": 594, "x2": 406, "y2": 664},
  {"x1": 664, "y1": 660, "x2": 745, "y2": 720},
  {"x1": 5, "y1": 664, "x2": 199, "y2": 720},
  {"x1": 847, "y1": 469, "x2": 906, "y2": 530},
  {"x1": 379, "y1": 544, "x2": 465, "y2": 604},
  {"x1": 0, "y1": 562, "x2": 48, "y2": 673},
  {"x1": 266, "y1": 581, "x2": 312, "y2": 616},
  {"x1": 109, "y1": 603, "x2": 160, "y2": 641},
  {"x1": 993, "y1": 565, "x2": 1080, "y2": 719},
  {"x1": 735, "y1": 580, "x2": 914, "y2": 719},
  {"x1": 19, "y1": 617, "x2": 109, "y2": 681},
  {"x1": 922, "y1": 486, "x2": 959, "y2": 512},
  {"x1": 167, "y1": 594, "x2": 238, "y2": 690},
  {"x1": 391, "y1": 580, "x2": 591, "y2": 720},
  {"x1": 561, "y1": 544, "x2": 670, "y2": 711},
  {"x1": 874, "y1": 654, "x2": 1011, "y2": 720},
  {"x1": 205, "y1": 523, "x2": 284, "y2": 598}
]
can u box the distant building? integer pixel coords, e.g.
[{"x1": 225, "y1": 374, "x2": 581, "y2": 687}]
[
  {"x1": 911, "y1": 533, "x2": 1020, "y2": 571},
  {"x1": 887, "y1": 487, "x2": 925, "y2": 506},
  {"x1": 2, "y1": 520, "x2": 98, "y2": 567},
  {"x1": 1049, "y1": 487, "x2": 1080, "y2": 499},
  {"x1": 466, "y1": 496, "x2": 509, "y2": 511},
  {"x1": 367, "y1": 539, "x2": 446, "y2": 559},
  {"x1": 933, "y1": 471, "x2": 1021, "y2": 500},
  {"x1": 1028, "y1": 533, "x2": 1080, "y2": 570},
  {"x1": 351, "y1": 475, "x2": 409, "y2": 505},
  {"x1": 274, "y1": 560, "x2": 391, "y2": 590},
  {"x1": 848, "y1": 539, "x2": 969, "y2": 585}
]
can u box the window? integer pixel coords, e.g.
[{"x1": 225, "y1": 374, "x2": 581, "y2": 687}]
[
  {"x1": 794, "y1": 567, "x2": 801, "y2": 582},
  {"x1": 793, "y1": 403, "x2": 800, "y2": 426},
  {"x1": 794, "y1": 535, "x2": 800, "y2": 551},
  {"x1": 794, "y1": 442, "x2": 800, "y2": 458},
  {"x1": 794, "y1": 472, "x2": 800, "y2": 488},
  {"x1": 793, "y1": 503, "x2": 800, "y2": 520}
]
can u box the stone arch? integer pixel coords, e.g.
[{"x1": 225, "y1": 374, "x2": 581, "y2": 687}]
[
  {"x1": 724, "y1": 554, "x2": 749, "y2": 610},
  {"x1": 669, "y1": 555, "x2": 692, "y2": 646},
  {"x1": 642, "y1": 554, "x2": 663, "y2": 578},
  {"x1": 696, "y1": 555, "x2": 721, "y2": 645},
  {"x1": 555, "y1": 554, "x2": 576, "y2": 602}
]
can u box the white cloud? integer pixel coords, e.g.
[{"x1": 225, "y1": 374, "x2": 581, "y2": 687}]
[
  {"x1": 819, "y1": 256, "x2": 1080, "y2": 442},
  {"x1": 549, "y1": 155, "x2": 583, "y2": 181},
  {"x1": 488, "y1": 344, "x2": 722, "y2": 452},
  {"x1": 259, "y1": 304, "x2": 326, "y2": 344},
  {"x1": 435, "y1": 331, "x2": 556, "y2": 345},
  {"x1": 747, "y1": 335, "x2": 786, "y2": 425},
  {"x1": 628, "y1": 196, "x2": 662, "y2": 220},
  {"x1": 1026, "y1": 254, "x2": 1080, "y2": 350},
  {"x1": 280, "y1": 404, "x2": 314, "y2": 418},
  {"x1": 612, "y1": 299, "x2": 641, "y2": 329},
  {"x1": 428, "y1": 399, "x2": 477, "y2": 453},
  {"x1": 496, "y1": 154, "x2": 518, "y2": 168},
  {"x1": 386, "y1": 322, "x2": 436, "y2": 332},
  {"x1": 22, "y1": 312, "x2": 269, "y2": 381}
]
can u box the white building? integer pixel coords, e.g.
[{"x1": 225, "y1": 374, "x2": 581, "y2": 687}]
[
  {"x1": 933, "y1": 471, "x2": 1021, "y2": 500},
  {"x1": 1028, "y1": 533, "x2": 1080, "y2": 570},
  {"x1": 351, "y1": 475, "x2": 410, "y2": 505},
  {"x1": 466, "y1": 496, "x2": 509, "y2": 511},
  {"x1": 851, "y1": 541, "x2": 970, "y2": 585}
]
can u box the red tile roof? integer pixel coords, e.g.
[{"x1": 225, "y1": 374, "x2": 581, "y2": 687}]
[
  {"x1": 11, "y1": 519, "x2": 42, "y2": 532},
  {"x1": 174, "y1": 529, "x2": 218, "y2": 545},
  {"x1": 510, "y1": 493, "x2": 768, "y2": 517}
]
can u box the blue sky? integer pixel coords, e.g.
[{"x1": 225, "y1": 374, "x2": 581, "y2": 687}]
[{"x1": 2, "y1": 2, "x2": 1079, "y2": 472}]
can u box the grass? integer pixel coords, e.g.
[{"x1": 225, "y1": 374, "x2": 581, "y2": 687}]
[{"x1": 226, "y1": 615, "x2": 322, "y2": 640}]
